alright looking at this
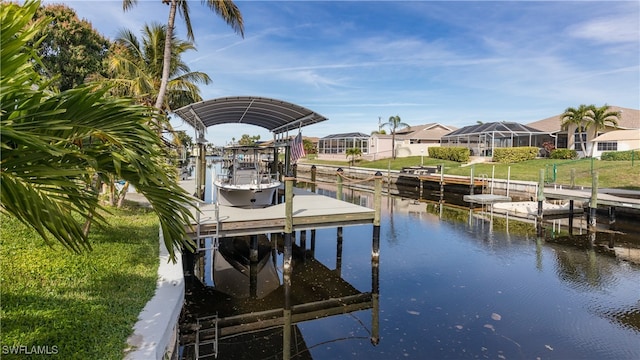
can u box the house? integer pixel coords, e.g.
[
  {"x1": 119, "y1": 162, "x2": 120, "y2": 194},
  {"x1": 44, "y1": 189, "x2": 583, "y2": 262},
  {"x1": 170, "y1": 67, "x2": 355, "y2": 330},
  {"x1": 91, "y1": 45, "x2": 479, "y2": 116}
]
[
  {"x1": 590, "y1": 129, "x2": 640, "y2": 159},
  {"x1": 526, "y1": 106, "x2": 640, "y2": 157},
  {"x1": 391, "y1": 123, "x2": 458, "y2": 158},
  {"x1": 317, "y1": 132, "x2": 371, "y2": 161},
  {"x1": 316, "y1": 123, "x2": 457, "y2": 161},
  {"x1": 440, "y1": 122, "x2": 553, "y2": 156}
]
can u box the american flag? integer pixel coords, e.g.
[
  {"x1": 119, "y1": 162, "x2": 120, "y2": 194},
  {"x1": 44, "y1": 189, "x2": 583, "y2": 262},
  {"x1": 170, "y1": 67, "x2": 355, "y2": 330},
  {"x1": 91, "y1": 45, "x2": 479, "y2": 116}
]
[{"x1": 290, "y1": 132, "x2": 305, "y2": 163}]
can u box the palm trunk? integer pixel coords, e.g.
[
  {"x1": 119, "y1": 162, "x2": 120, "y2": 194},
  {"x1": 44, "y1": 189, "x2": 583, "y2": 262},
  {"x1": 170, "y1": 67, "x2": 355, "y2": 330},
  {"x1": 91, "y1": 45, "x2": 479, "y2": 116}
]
[
  {"x1": 117, "y1": 181, "x2": 130, "y2": 208},
  {"x1": 154, "y1": 0, "x2": 177, "y2": 115}
]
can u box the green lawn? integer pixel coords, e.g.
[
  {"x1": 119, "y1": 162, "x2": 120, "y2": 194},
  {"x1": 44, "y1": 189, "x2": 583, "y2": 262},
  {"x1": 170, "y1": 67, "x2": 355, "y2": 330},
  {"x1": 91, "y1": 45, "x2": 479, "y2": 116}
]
[
  {"x1": 305, "y1": 156, "x2": 640, "y2": 189},
  {"x1": 0, "y1": 205, "x2": 160, "y2": 359}
]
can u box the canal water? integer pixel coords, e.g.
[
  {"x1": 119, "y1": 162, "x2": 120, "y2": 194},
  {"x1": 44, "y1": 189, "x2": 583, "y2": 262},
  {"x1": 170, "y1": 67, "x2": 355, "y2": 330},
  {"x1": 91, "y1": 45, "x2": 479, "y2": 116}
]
[{"x1": 179, "y1": 162, "x2": 640, "y2": 359}]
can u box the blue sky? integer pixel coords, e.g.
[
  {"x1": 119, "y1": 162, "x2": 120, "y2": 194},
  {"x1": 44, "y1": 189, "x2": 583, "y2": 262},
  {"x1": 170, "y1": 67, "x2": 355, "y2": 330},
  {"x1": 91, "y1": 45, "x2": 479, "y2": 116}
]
[{"x1": 47, "y1": 1, "x2": 639, "y2": 145}]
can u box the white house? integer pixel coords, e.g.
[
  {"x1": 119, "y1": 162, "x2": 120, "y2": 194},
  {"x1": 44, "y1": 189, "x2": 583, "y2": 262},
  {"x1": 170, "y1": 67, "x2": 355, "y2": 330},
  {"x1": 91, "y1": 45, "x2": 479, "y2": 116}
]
[
  {"x1": 590, "y1": 129, "x2": 640, "y2": 159},
  {"x1": 526, "y1": 106, "x2": 640, "y2": 157}
]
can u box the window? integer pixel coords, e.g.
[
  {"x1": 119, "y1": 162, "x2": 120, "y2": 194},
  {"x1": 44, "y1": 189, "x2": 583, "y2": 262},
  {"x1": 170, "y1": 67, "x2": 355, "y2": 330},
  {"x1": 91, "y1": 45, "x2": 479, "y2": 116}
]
[
  {"x1": 597, "y1": 142, "x2": 617, "y2": 151},
  {"x1": 574, "y1": 127, "x2": 587, "y2": 145}
]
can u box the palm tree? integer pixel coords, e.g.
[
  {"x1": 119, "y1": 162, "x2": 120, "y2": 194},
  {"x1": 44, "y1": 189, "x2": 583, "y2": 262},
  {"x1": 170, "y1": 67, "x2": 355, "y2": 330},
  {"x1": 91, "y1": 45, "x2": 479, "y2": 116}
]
[
  {"x1": 1, "y1": 1, "x2": 195, "y2": 261},
  {"x1": 385, "y1": 115, "x2": 410, "y2": 159},
  {"x1": 585, "y1": 104, "x2": 620, "y2": 157},
  {"x1": 345, "y1": 147, "x2": 362, "y2": 167},
  {"x1": 122, "y1": 0, "x2": 244, "y2": 114},
  {"x1": 105, "y1": 23, "x2": 212, "y2": 130},
  {"x1": 99, "y1": 23, "x2": 211, "y2": 205},
  {"x1": 560, "y1": 104, "x2": 590, "y2": 156}
]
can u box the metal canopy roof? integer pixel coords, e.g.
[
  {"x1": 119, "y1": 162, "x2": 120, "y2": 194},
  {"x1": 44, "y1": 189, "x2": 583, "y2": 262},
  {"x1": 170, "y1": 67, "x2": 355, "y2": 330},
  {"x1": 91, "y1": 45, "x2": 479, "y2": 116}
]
[
  {"x1": 443, "y1": 121, "x2": 548, "y2": 138},
  {"x1": 172, "y1": 96, "x2": 328, "y2": 135}
]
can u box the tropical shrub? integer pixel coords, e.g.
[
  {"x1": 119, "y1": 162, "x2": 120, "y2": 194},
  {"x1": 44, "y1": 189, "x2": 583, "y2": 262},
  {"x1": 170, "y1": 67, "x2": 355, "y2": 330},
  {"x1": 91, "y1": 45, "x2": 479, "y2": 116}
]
[
  {"x1": 601, "y1": 150, "x2": 639, "y2": 161},
  {"x1": 550, "y1": 149, "x2": 578, "y2": 159},
  {"x1": 493, "y1": 147, "x2": 539, "y2": 163},
  {"x1": 428, "y1": 146, "x2": 470, "y2": 162}
]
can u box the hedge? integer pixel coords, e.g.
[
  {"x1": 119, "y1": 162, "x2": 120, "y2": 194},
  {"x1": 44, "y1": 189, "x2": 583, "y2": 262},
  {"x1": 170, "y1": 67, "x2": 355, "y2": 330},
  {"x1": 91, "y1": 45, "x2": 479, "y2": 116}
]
[
  {"x1": 428, "y1": 146, "x2": 470, "y2": 162},
  {"x1": 601, "y1": 149, "x2": 640, "y2": 161},
  {"x1": 492, "y1": 147, "x2": 539, "y2": 163},
  {"x1": 550, "y1": 149, "x2": 578, "y2": 159}
]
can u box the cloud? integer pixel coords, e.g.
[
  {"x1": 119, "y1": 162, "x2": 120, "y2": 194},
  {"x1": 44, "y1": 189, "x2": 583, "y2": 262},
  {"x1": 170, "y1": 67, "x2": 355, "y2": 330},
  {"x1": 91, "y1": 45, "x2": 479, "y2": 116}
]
[{"x1": 568, "y1": 13, "x2": 639, "y2": 44}]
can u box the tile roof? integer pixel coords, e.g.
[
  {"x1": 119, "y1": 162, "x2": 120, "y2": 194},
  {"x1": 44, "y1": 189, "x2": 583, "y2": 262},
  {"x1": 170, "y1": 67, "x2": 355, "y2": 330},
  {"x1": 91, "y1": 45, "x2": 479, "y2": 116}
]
[{"x1": 526, "y1": 106, "x2": 640, "y2": 132}]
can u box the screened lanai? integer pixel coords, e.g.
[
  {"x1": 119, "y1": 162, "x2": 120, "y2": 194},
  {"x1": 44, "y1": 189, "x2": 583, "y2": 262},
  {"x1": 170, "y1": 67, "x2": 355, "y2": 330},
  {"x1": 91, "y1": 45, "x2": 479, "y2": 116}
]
[
  {"x1": 441, "y1": 122, "x2": 553, "y2": 156},
  {"x1": 318, "y1": 132, "x2": 370, "y2": 155}
]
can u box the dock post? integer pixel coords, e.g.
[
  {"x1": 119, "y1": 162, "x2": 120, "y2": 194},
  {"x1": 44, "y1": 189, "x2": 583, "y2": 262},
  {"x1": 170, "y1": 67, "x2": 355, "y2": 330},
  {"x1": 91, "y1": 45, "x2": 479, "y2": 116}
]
[
  {"x1": 568, "y1": 200, "x2": 574, "y2": 235},
  {"x1": 609, "y1": 206, "x2": 616, "y2": 230},
  {"x1": 373, "y1": 171, "x2": 382, "y2": 258},
  {"x1": 311, "y1": 165, "x2": 317, "y2": 193},
  {"x1": 589, "y1": 172, "x2": 598, "y2": 231},
  {"x1": 470, "y1": 165, "x2": 475, "y2": 195},
  {"x1": 371, "y1": 247, "x2": 380, "y2": 346},
  {"x1": 283, "y1": 257, "x2": 292, "y2": 360},
  {"x1": 300, "y1": 230, "x2": 307, "y2": 259},
  {"x1": 440, "y1": 164, "x2": 445, "y2": 201},
  {"x1": 284, "y1": 175, "x2": 294, "y2": 270},
  {"x1": 250, "y1": 234, "x2": 258, "y2": 263},
  {"x1": 292, "y1": 163, "x2": 297, "y2": 187},
  {"x1": 336, "y1": 227, "x2": 343, "y2": 276},
  {"x1": 310, "y1": 229, "x2": 316, "y2": 257},
  {"x1": 537, "y1": 169, "x2": 546, "y2": 236},
  {"x1": 506, "y1": 166, "x2": 511, "y2": 198},
  {"x1": 491, "y1": 165, "x2": 495, "y2": 194},
  {"x1": 250, "y1": 259, "x2": 258, "y2": 299},
  {"x1": 336, "y1": 168, "x2": 344, "y2": 201},
  {"x1": 196, "y1": 141, "x2": 206, "y2": 200}
]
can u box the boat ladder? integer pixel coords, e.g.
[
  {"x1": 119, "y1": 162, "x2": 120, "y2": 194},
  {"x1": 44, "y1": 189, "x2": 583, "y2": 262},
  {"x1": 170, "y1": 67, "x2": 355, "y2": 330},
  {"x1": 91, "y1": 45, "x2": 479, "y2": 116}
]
[
  {"x1": 195, "y1": 315, "x2": 219, "y2": 359},
  {"x1": 194, "y1": 201, "x2": 220, "y2": 252}
]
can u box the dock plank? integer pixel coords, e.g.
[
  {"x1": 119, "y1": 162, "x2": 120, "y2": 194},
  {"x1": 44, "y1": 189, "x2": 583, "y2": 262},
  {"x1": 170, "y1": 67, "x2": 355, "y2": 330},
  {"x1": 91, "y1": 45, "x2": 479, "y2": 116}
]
[
  {"x1": 544, "y1": 188, "x2": 640, "y2": 209},
  {"x1": 188, "y1": 192, "x2": 375, "y2": 238}
]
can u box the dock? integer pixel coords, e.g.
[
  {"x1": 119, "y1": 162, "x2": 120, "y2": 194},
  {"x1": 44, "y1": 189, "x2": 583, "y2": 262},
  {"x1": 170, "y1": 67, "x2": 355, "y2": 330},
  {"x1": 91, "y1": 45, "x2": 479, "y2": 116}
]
[
  {"x1": 188, "y1": 189, "x2": 375, "y2": 238},
  {"x1": 543, "y1": 188, "x2": 640, "y2": 209},
  {"x1": 181, "y1": 178, "x2": 378, "y2": 239}
]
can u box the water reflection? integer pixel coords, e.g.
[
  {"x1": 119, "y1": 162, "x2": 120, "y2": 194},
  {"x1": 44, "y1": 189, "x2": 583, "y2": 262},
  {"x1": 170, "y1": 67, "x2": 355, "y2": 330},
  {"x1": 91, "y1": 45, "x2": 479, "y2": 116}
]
[
  {"x1": 181, "y1": 169, "x2": 640, "y2": 359},
  {"x1": 180, "y1": 229, "x2": 381, "y2": 359}
]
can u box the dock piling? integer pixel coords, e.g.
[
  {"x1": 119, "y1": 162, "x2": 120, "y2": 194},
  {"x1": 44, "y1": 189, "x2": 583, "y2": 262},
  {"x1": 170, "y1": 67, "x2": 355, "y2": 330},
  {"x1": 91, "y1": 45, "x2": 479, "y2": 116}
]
[
  {"x1": 373, "y1": 171, "x2": 382, "y2": 258},
  {"x1": 568, "y1": 200, "x2": 574, "y2": 235},
  {"x1": 311, "y1": 165, "x2": 317, "y2": 192},
  {"x1": 470, "y1": 165, "x2": 475, "y2": 195},
  {"x1": 336, "y1": 168, "x2": 344, "y2": 201},
  {"x1": 589, "y1": 172, "x2": 598, "y2": 231},
  {"x1": 284, "y1": 176, "x2": 294, "y2": 270}
]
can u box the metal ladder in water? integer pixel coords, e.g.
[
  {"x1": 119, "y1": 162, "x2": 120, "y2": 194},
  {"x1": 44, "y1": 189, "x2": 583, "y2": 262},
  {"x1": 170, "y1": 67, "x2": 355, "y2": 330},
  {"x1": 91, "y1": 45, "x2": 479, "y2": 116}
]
[
  {"x1": 194, "y1": 315, "x2": 219, "y2": 359},
  {"x1": 192, "y1": 200, "x2": 221, "y2": 359}
]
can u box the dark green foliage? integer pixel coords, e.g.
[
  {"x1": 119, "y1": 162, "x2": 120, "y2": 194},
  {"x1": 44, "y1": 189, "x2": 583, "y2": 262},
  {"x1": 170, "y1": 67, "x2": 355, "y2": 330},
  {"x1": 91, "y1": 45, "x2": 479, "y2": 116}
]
[
  {"x1": 428, "y1": 147, "x2": 470, "y2": 162},
  {"x1": 492, "y1": 147, "x2": 539, "y2": 163},
  {"x1": 550, "y1": 149, "x2": 578, "y2": 159},
  {"x1": 32, "y1": 3, "x2": 110, "y2": 90},
  {"x1": 601, "y1": 150, "x2": 640, "y2": 161}
]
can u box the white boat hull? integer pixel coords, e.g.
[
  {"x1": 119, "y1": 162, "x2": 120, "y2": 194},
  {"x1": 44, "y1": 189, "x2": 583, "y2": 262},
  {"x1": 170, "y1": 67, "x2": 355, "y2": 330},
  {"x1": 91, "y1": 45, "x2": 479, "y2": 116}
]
[{"x1": 214, "y1": 182, "x2": 280, "y2": 208}]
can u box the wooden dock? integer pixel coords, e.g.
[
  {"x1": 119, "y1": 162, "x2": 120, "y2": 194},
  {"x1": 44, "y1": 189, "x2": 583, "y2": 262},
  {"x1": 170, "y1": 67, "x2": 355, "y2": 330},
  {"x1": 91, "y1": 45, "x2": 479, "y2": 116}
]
[
  {"x1": 417, "y1": 174, "x2": 485, "y2": 186},
  {"x1": 187, "y1": 187, "x2": 375, "y2": 238},
  {"x1": 544, "y1": 188, "x2": 640, "y2": 209}
]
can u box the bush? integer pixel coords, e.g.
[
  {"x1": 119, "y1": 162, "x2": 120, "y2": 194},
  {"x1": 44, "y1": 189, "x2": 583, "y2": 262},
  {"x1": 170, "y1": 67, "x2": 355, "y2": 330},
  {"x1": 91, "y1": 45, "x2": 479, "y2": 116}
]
[
  {"x1": 428, "y1": 146, "x2": 470, "y2": 162},
  {"x1": 601, "y1": 149, "x2": 639, "y2": 161},
  {"x1": 493, "y1": 147, "x2": 539, "y2": 163},
  {"x1": 550, "y1": 149, "x2": 578, "y2": 159}
]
